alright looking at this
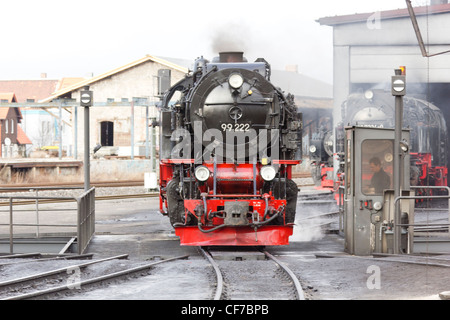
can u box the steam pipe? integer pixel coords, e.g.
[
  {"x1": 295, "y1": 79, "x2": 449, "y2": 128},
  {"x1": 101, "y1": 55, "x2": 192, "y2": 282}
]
[
  {"x1": 213, "y1": 157, "x2": 217, "y2": 196},
  {"x1": 252, "y1": 205, "x2": 285, "y2": 227},
  {"x1": 253, "y1": 157, "x2": 257, "y2": 197},
  {"x1": 198, "y1": 223, "x2": 227, "y2": 233},
  {"x1": 263, "y1": 195, "x2": 270, "y2": 220},
  {"x1": 198, "y1": 204, "x2": 285, "y2": 233},
  {"x1": 202, "y1": 193, "x2": 208, "y2": 217},
  {"x1": 198, "y1": 208, "x2": 284, "y2": 234}
]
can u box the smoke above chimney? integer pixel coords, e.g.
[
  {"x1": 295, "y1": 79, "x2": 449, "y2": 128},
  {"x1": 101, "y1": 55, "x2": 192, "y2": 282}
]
[{"x1": 210, "y1": 22, "x2": 250, "y2": 57}]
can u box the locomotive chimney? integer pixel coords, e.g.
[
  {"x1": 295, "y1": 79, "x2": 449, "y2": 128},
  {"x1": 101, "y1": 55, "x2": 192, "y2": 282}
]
[{"x1": 219, "y1": 51, "x2": 245, "y2": 63}]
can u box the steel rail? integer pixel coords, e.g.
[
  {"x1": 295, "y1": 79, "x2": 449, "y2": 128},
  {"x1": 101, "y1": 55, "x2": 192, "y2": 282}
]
[
  {"x1": 0, "y1": 254, "x2": 129, "y2": 289},
  {"x1": 316, "y1": 253, "x2": 450, "y2": 268},
  {"x1": 263, "y1": 250, "x2": 305, "y2": 300},
  {"x1": 3, "y1": 254, "x2": 189, "y2": 300},
  {"x1": 0, "y1": 252, "x2": 42, "y2": 259},
  {"x1": 0, "y1": 180, "x2": 145, "y2": 192},
  {"x1": 199, "y1": 247, "x2": 223, "y2": 300},
  {"x1": 0, "y1": 192, "x2": 158, "y2": 207},
  {"x1": 200, "y1": 247, "x2": 304, "y2": 300},
  {"x1": 0, "y1": 253, "x2": 94, "y2": 266}
]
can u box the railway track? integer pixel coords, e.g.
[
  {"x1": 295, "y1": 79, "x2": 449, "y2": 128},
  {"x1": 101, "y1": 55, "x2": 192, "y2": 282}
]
[
  {"x1": 0, "y1": 254, "x2": 188, "y2": 300},
  {"x1": 0, "y1": 180, "x2": 145, "y2": 192},
  {"x1": 0, "y1": 253, "x2": 94, "y2": 266},
  {"x1": 316, "y1": 252, "x2": 450, "y2": 268},
  {"x1": 0, "y1": 192, "x2": 158, "y2": 207},
  {"x1": 199, "y1": 247, "x2": 305, "y2": 300}
]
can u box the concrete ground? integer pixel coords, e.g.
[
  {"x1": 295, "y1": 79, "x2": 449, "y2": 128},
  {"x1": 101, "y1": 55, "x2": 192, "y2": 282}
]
[
  {"x1": 88, "y1": 195, "x2": 450, "y2": 300},
  {"x1": 1, "y1": 184, "x2": 449, "y2": 300}
]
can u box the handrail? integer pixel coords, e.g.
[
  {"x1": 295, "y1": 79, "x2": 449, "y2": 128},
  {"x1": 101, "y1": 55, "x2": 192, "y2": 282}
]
[
  {"x1": 0, "y1": 187, "x2": 95, "y2": 254},
  {"x1": 394, "y1": 186, "x2": 450, "y2": 239}
]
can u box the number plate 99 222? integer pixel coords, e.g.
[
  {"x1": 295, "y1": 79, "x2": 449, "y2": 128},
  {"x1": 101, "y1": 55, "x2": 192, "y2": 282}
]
[{"x1": 221, "y1": 123, "x2": 250, "y2": 132}]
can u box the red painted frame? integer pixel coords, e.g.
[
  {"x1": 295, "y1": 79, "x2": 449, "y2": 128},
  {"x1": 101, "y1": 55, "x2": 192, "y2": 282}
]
[
  {"x1": 159, "y1": 159, "x2": 299, "y2": 246},
  {"x1": 175, "y1": 224, "x2": 294, "y2": 246}
]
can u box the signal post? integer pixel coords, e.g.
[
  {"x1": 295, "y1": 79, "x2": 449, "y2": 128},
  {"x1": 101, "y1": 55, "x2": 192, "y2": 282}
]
[
  {"x1": 392, "y1": 68, "x2": 406, "y2": 254},
  {"x1": 80, "y1": 86, "x2": 93, "y2": 191}
]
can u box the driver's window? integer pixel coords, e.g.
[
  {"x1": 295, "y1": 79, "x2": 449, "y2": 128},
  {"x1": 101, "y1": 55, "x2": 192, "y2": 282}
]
[{"x1": 362, "y1": 139, "x2": 393, "y2": 195}]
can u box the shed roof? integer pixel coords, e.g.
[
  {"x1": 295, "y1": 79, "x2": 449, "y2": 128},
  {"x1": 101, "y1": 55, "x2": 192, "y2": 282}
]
[
  {"x1": 0, "y1": 106, "x2": 23, "y2": 121},
  {"x1": 0, "y1": 108, "x2": 9, "y2": 119},
  {"x1": 0, "y1": 93, "x2": 23, "y2": 122},
  {"x1": 0, "y1": 92, "x2": 18, "y2": 103},
  {"x1": 56, "y1": 77, "x2": 85, "y2": 91},
  {"x1": 17, "y1": 126, "x2": 32, "y2": 145},
  {"x1": 318, "y1": 3, "x2": 450, "y2": 26},
  {"x1": 40, "y1": 55, "x2": 189, "y2": 103},
  {"x1": 0, "y1": 80, "x2": 58, "y2": 103},
  {"x1": 271, "y1": 70, "x2": 333, "y2": 99}
]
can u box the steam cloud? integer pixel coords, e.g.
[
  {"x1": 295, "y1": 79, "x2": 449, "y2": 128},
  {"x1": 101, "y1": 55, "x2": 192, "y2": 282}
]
[{"x1": 210, "y1": 22, "x2": 252, "y2": 55}]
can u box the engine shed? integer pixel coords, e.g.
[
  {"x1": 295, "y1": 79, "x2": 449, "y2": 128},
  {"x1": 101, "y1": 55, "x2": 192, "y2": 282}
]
[{"x1": 318, "y1": 1, "x2": 450, "y2": 179}]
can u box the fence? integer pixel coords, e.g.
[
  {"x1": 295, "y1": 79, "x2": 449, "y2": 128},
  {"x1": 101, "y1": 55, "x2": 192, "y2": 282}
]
[
  {"x1": 0, "y1": 187, "x2": 95, "y2": 255},
  {"x1": 395, "y1": 186, "x2": 450, "y2": 236},
  {"x1": 337, "y1": 185, "x2": 450, "y2": 238},
  {"x1": 77, "y1": 187, "x2": 95, "y2": 254}
]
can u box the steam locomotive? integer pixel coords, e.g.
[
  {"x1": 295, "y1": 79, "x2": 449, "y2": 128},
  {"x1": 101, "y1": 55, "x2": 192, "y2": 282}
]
[
  {"x1": 309, "y1": 127, "x2": 335, "y2": 188},
  {"x1": 159, "y1": 52, "x2": 303, "y2": 246},
  {"x1": 310, "y1": 89, "x2": 448, "y2": 190}
]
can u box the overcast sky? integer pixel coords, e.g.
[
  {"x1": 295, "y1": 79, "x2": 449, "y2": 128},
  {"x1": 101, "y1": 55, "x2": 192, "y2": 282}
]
[{"x1": 0, "y1": 0, "x2": 429, "y2": 83}]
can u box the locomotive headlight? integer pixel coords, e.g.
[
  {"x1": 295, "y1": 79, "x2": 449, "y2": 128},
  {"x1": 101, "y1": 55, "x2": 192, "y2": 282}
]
[
  {"x1": 228, "y1": 73, "x2": 244, "y2": 89},
  {"x1": 309, "y1": 145, "x2": 317, "y2": 153},
  {"x1": 364, "y1": 90, "x2": 374, "y2": 100},
  {"x1": 260, "y1": 165, "x2": 277, "y2": 181},
  {"x1": 194, "y1": 166, "x2": 210, "y2": 182}
]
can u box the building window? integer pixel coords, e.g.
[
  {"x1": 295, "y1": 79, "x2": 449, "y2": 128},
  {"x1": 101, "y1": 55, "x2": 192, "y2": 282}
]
[
  {"x1": 100, "y1": 121, "x2": 114, "y2": 146},
  {"x1": 11, "y1": 119, "x2": 14, "y2": 134},
  {"x1": 5, "y1": 119, "x2": 8, "y2": 133}
]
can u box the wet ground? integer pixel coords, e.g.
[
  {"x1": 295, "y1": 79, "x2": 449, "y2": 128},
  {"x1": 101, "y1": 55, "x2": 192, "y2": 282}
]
[
  {"x1": 1, "y1": 184, "x2": 449, "y2": 301},
  {"x1": 87, "y1": 189, "x2": 450, "y2": 300}
]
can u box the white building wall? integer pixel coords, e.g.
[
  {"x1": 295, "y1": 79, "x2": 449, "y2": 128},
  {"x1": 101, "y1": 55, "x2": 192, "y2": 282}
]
[
  {"x1": 21, "y1": 109, "x2": 72, "y2": 156},
  {"x1": 69, "y1": 60, "x2": 186, "y2": 158},
  {"x1": 331, "y1": 12, "x2": 450, "y2": 125},
  {"x1": 350, "y1": 45, "x2": 450, "y2": 83}
]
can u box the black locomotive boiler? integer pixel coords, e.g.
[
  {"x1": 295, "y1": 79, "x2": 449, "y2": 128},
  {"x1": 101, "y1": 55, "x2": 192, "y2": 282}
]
[
  {"x1": 158, "y1": 52, "x2": 303, "y2": 246},
  {"x1": 342, "y1": 90, "x2": 448, "y2": 188},
  {"x1": 310, "y1": 89, "x2": 448, "y2": 190}
]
